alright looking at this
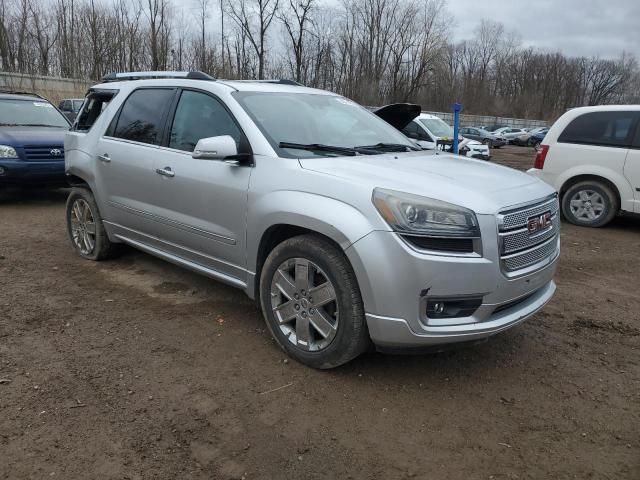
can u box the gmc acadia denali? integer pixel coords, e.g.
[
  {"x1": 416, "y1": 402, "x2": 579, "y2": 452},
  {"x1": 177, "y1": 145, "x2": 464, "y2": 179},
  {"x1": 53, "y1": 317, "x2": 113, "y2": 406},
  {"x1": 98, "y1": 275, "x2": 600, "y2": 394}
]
[{"x1": 64, "y1": 71, "x2": 560, "y2": 368}]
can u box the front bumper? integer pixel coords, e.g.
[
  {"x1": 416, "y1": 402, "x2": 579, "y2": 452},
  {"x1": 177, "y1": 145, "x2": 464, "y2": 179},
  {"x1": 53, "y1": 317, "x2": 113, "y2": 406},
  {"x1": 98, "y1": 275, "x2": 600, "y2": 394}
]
[
  {"x1": 345, "y1": 214, "x2": 559, "y2": 348},
  {"x1": 0, "y1": 159, "x2": 66, "y2": 185}
]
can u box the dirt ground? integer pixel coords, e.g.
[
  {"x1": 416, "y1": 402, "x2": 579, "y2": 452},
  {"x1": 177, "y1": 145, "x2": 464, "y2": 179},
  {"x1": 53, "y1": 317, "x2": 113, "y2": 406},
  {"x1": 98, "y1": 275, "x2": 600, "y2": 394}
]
[{"x1": 1, "y1": 146, "x2": 639, "y2": 479}]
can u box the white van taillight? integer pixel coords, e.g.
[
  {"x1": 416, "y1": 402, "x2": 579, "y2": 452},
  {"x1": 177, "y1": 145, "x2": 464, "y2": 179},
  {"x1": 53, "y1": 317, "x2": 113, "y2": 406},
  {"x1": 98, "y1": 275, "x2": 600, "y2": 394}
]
[{"x1": 534, "y1": 145, "x2": 549, "y2": 169}]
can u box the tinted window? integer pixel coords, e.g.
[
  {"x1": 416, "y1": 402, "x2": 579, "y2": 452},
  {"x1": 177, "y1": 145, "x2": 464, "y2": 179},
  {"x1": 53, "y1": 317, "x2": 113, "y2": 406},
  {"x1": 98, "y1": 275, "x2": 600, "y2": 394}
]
[
  {"x1": 633, "y1": 123, "x2": 640, "y2": 148},
  {"x1": 113, "y1": 89, "x2": 174, "y2": 145},
  {"x1": 169, "y1": 90, "x2": 242, "y2": 152},
  {"x1": 558, "y1": 111, "x2": 638, "y2": 148}
]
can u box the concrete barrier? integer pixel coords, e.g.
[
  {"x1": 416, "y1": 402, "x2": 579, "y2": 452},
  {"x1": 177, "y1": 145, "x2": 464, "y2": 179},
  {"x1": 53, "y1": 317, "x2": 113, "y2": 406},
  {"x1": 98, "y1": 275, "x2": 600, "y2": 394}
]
[{"x1": 0, "y1": 72, "x2": 93, "y2": 104}]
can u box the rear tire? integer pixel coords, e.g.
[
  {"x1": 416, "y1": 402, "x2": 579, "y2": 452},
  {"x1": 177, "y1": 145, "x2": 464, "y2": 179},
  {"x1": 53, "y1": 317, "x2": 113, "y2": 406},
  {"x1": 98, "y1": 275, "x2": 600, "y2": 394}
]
[
  {"x1": 259, "y1": 234, "x2": 370, "y2": 369},
  {"x1": 561, "y1": 181, "x2": 618, "y2": 228},
  {"x1": 66, "y1": 187, "x2": 116, "y2": 260}
]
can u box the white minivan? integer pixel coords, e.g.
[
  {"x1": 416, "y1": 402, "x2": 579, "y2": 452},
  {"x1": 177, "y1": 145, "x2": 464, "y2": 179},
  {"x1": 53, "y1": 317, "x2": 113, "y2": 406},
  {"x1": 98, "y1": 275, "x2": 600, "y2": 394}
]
[{"x1": 528, "y1": 106, "x2": 640, "y2": 227}]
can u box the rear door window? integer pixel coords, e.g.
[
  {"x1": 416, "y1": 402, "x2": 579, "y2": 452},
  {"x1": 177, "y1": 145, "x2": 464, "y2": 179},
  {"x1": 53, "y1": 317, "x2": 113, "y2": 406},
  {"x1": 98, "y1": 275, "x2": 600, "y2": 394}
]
[
  {"x1": 558, "y1": 111, "x2": 639, "y2": 148},
  {"x1": 112, "y1": 88, "x2": 175, "y2": 145}
]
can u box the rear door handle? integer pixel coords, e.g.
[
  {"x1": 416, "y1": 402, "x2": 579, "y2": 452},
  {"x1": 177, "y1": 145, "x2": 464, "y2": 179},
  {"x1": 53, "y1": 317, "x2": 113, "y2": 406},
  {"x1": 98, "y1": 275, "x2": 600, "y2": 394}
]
[
  {"x1": 155, "y1": 166, "x2": 175, "y2": 178},
  {"x1": 98, "y1": 153, "x2": 111, "y2": 163}
]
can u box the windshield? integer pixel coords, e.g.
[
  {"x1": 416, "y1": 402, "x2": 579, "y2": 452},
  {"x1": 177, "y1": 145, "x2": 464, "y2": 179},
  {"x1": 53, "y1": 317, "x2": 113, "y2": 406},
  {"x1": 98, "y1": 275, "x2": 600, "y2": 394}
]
[
  {"x1": 72, "y1": 100, "x2": 84, "y2": 112},
  {"x1": 0, "y1": 99, "x2": 69, "y2": 128},
  {"x1": 232, "y1": 92, "x2": 415, "y2": 157},
  {"x1": 419, "y1": 118, "x2": 454, "y2": 138}
]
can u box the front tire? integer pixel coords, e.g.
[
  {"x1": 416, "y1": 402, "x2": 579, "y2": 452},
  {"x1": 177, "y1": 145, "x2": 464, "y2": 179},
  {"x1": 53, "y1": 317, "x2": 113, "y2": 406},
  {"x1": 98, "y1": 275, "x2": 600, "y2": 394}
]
[
  {"x1": 259, "y1": 234, "x2": 369, "y2": 369},
  {"x1": 66, "y1": 187, "x2": 115, "y2": 260},
  {"x1": 561, "y1": 181, "x2": 618, "y2": 227}
]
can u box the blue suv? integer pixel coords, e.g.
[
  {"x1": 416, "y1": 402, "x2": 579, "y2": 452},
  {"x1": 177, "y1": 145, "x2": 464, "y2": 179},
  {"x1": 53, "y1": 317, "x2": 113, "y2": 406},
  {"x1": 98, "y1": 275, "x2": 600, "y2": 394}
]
[{"x1": 0, "y1": 90, "x2": 71, "y2": 186}]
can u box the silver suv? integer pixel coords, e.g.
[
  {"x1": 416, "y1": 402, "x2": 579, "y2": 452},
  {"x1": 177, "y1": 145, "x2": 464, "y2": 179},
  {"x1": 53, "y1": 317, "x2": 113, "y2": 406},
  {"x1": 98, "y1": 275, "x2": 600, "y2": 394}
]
[{"x1": 65, "y1": 71, "x2": 560, "y2": 368}]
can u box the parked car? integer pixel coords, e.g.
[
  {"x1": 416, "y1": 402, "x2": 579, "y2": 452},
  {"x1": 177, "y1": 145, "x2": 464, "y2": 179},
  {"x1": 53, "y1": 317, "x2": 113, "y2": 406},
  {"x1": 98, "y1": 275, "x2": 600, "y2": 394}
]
[
  {"x1": 0, "y1": 90, "x2": 70, "y2": 187},
  {"x1": 486, "y1": 124, "x2": 511, "y2": 132},
  {"x1": 528, "y1": 105, "x2": 640, "y2": 227},
  {"x1": 459, "y1": 126, "x2": 506, "y2": 148},
  {"x1": 395, "y1": 112, "x2": 491, "y2": 159},
  {"x1": 493, "y1": 127, "x2": 529, "y2": 143},
  {"x1": 511, "y1": 127, "x2": 550, "y2": 147},
  {"x1": 58, "y1": 98, "x2": 84, "y2": 122},
  {"x1": 527, "y1": 130, "x2": 548, "y2": 148},
  {"x1": 65, "y1": 71, "x2": 559, "y2": 368}
]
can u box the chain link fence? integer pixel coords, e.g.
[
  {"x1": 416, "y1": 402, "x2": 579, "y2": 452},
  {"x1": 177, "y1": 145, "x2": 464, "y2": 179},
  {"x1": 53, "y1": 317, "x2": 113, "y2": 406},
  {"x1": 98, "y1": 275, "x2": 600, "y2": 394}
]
[{"x1": 424, "y1": 111, "x2": 548, "y2": 129}]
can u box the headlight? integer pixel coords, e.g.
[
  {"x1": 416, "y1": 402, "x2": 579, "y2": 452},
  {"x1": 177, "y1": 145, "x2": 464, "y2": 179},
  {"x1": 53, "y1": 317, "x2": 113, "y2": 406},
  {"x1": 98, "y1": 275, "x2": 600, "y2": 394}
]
[
  {"x1": 0, "y1": 145, "x2": 18, "y2": 158},
  {"x1": 372, "y1": 188, "x2": 480, "y2": 237}
]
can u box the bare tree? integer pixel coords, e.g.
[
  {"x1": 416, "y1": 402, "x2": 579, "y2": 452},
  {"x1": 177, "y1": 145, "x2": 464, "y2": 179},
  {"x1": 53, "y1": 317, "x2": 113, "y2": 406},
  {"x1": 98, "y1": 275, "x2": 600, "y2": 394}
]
[
  {"x1": 226, "y1": 0, "x2": 279, "y2": 79},
  {"x1": 278, "y1": 0, "x2": 314, "y2": 83}
]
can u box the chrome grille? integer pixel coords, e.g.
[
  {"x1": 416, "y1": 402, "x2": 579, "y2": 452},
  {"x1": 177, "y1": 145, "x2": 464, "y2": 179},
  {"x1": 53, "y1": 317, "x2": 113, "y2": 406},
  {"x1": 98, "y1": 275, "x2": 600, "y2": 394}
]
[
  {"x1": 502, "y1": 237, "x2": 559, "y2": 272},
  {"x1": 498, "y1": 195, "x2": 560, "y2": 275},
  {"x1": 500, "y1": 196, "x2": 559, "y2": 231},
  {"x1": 500, "y1": 214, "x2": 560, "y2": 254},
  {"x1": 23, "y1": 145, "x2": 65, "y2": 162}
]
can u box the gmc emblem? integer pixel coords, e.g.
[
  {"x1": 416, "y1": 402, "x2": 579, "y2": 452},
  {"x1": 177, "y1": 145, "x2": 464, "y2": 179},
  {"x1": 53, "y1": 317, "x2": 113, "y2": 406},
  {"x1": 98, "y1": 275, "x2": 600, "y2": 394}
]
[{"x1": 527, "y1": 211, "x2": 552, "y2": 234}]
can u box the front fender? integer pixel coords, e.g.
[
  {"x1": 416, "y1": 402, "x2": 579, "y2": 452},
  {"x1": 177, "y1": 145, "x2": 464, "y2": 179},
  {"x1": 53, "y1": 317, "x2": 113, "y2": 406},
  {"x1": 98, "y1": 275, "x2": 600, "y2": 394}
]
[{"x1": 246, "y1": 189, "x2": 382, "y2": 274}]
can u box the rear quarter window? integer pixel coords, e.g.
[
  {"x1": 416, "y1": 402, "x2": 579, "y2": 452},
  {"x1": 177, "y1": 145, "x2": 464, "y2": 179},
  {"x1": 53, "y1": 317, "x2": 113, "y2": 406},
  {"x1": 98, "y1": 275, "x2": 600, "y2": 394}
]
[
  {"x1": 74, "y1": 90, "x2": 118, "y2": 132},
  {"x1": 558, "y1": 111, "x2": 639, "y2": 148}
]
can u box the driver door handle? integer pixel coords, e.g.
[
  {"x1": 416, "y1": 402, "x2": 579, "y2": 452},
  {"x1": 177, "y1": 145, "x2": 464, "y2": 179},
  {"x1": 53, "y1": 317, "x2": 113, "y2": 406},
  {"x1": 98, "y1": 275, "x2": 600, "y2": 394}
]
[
  {"x1": 98, "y1": 153, "x2": 110, "y2": 163},
  {"x1": 155, "y1": 166, "x2": 175, "y2": 178}
]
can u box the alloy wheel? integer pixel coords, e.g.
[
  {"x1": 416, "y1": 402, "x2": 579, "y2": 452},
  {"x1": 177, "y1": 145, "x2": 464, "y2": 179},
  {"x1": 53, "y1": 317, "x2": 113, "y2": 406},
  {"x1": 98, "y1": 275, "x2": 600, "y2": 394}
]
[
  {"x1": 70, "y1": 198, "x2": 96, "y2": 255},
  {"x1": 270, "y1": 258, "x2": 339, "y2": 352}
]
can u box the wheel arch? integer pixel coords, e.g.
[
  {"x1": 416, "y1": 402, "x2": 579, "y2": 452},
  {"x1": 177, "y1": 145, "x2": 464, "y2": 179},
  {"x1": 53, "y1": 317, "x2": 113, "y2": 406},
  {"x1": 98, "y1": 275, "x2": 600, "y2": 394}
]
[
  {"x1": 252, "y1": 224, "x2": 347, "y2": 300},
  {"x1": 559, "y1": 174, "x2": 622, "y2": 211},
  {"x1": 66, "y1": 173, "x2": 91, "y2": 189}
]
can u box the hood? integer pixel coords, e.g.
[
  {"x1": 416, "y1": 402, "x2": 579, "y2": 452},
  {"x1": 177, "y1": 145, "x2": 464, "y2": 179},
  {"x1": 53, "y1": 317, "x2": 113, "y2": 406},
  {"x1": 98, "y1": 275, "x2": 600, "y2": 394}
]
[
  {"x1": 0, "y1": 126, "x2": 67, "y2": 146},
  {"x1": 372, "y1": 103, "x2": 421, "y2": 130},
  {"x1": 299, "y1": 151, "x2": 554, "y2": 214}
]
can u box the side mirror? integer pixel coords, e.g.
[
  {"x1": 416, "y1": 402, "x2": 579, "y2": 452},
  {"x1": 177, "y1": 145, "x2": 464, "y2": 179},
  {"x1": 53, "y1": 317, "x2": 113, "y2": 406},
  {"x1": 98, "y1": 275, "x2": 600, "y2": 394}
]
[{"x1": 192, "y1": 135, "x2": 238, "y2": 160}]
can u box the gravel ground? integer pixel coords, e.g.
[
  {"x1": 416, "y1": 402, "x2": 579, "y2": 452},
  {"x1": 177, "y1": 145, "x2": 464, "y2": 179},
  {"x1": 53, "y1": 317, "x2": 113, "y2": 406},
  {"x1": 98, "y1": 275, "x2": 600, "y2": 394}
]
[{"x1": 1, "y1": 146, "x2": 638, "y2": 479}]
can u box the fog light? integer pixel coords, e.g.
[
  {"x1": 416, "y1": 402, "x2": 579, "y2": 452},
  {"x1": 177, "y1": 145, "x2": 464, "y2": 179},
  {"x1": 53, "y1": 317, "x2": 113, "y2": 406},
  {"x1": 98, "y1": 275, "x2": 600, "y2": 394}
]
[
  {"x1": 432, "y1": 302, "x2": 445, "y2": 314},
  {"x1": 0, "y1": 166, "x2": 5, "y2": 175},
  {"x1": 426, "y1": 297, "x2": 483, "y2": 319}
]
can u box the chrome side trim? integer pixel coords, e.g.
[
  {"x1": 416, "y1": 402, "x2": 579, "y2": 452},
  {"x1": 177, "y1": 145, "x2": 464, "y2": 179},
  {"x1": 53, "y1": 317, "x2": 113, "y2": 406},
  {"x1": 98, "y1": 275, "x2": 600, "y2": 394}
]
[
  {"x1": 110, "y1": 231, "x2": 247, "y2": 290},
  {"x1": 108, "y1": 201, "x2": 236, "y2": 245},
  {"x1": 103, "y1": 220, "x2": 247, "y2": 273}
]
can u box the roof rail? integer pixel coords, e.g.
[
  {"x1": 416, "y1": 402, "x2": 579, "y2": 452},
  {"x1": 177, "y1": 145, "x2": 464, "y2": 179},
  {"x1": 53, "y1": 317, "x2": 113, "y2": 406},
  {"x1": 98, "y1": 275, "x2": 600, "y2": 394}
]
[
  {"x1": 231, "y1": 79, "x2": 304, "y2": 86},
  {"x1": 0, "y1": 88, "x2": 46, "y2": 100},
  {"x1": 101, "y1": 71, "x2": 215, "y2": 83}
]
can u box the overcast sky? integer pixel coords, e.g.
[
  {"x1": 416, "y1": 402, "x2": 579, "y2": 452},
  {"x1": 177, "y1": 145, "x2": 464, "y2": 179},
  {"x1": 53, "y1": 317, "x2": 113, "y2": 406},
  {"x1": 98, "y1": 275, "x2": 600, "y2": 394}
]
[{"x1": 447, "y1": 0, "x2": 639, "y2": 59}]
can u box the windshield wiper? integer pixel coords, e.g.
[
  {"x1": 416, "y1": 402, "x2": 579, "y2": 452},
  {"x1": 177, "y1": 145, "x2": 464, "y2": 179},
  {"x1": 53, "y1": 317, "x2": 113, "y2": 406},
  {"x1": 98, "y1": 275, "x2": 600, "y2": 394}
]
[
  {"x1": 354, "y1": 142, "x2": 420, "y2": 152},
  {"x1": 279, "y1": 142, "x2": 360, "y2": 156}
]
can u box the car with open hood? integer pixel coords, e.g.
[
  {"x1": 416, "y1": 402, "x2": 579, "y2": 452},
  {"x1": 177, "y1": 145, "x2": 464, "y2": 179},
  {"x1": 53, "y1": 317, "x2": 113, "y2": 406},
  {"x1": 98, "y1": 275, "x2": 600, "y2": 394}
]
[
  {"x1": 64, "y1": 72, "x2": 559, "y2": 368},
  {"x1": 373, "y1": 105, "x2": 491, "y2": 160}
]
